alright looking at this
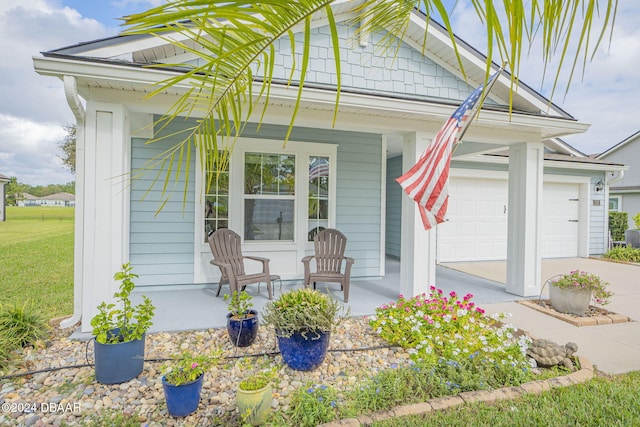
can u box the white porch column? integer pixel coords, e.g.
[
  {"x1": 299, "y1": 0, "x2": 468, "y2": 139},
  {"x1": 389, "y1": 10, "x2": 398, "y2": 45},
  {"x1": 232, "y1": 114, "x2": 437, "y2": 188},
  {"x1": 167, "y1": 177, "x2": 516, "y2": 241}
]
[
  {"x1": 506, "y1": 141, "x2": 544, "y2": 296},
  {"x1": 399, "y1": 132, "x2": 437, "y2": 297},
  {"x1": 80, "y1": 103, "x2": 131, "y2": 332}
]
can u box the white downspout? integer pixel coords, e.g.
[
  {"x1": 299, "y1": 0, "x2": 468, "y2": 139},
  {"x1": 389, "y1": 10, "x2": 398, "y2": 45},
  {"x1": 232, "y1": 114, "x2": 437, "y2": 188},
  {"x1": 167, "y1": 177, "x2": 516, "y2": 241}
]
[
  {"x1": 608, "y1": 170, "x2": 625, "y2": 186},
  {"x1": 61, "y1": 75, "x2": 85, "y2": 329}
]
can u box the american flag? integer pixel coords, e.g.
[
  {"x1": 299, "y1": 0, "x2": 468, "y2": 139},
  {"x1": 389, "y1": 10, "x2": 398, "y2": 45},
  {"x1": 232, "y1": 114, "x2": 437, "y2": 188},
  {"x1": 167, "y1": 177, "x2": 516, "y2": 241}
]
[
  {"x1": 309, "y1": 157, "x2": 330, "y2": 179},
  {"x1": 396, "y1": 69, "x2": 502, "y2": 230}
]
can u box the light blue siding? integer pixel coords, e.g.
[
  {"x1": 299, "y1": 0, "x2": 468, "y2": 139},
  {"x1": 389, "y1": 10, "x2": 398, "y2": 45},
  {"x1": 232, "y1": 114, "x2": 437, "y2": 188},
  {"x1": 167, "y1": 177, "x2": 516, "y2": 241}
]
[
  {"x1": 257, "y1": 23, "x2": 496, "y2": 104},
  {"x1": 130, "y1": 137, "x2": 196, "y2": 285},
  {"x1": 129, "y1": 121, "x2": 383, "y2": 286},
  {"x1": 242, "y1": 123, "x2": 383, "y2": 278},
  {"x1": 385, "y1": 156, "x2": 402, "y2": 258},
  {"x1": 589, "y1": 175, "x2": 607, "y2": 255}
]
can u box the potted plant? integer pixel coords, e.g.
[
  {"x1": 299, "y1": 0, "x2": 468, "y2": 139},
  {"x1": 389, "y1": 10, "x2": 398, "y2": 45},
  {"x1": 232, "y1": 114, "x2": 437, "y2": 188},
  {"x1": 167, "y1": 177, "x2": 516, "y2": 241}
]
[
  {"x1": 90, "y1": 263, "x2": 155, "y2": 384},
  {"x1": 162, "y1": 350, "x2": 222, "y2": 417},
  {"x1": 547, "y1": 270, "x2": 614, "y2": 316},
  {"x1": 235, "y1": 358, "x2": 275, "y2": 426},
  {"x1": 262, "y1": 288, "x2": 346, "y2": 371},
  {"x1": 224, "y1": 290, "x2": 259, "y2": 347}
]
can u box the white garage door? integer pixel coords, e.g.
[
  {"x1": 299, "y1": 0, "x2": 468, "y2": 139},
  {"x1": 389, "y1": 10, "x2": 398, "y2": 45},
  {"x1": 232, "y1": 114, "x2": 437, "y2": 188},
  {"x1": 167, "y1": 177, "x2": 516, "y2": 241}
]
[
  {"x1": 438, "y1": 177, "x2": 508, "y2": 262},
  {"x1": 437, "y1": 177, "x2": 580, "y2": 262},
  {"x1": 541, "y1": 182, "x2": 580, "y2": 258}
]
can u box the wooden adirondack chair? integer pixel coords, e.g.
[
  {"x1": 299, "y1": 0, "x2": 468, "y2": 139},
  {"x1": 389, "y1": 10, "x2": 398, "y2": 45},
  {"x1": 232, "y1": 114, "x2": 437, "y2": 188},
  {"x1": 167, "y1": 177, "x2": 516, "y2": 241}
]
[
  {"x1": 302, "y1": 228, "x2": 354, "y2": 302},
  {"x1": 208, "y1": 229, "x2": 273, "y2": 299}
]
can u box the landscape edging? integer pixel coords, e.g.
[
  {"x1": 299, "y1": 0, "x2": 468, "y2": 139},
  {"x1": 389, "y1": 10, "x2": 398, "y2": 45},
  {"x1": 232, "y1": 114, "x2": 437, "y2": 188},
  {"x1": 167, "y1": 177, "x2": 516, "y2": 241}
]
[{"x1": 319, "y1": 355, "x2": 594, "y2": 427}]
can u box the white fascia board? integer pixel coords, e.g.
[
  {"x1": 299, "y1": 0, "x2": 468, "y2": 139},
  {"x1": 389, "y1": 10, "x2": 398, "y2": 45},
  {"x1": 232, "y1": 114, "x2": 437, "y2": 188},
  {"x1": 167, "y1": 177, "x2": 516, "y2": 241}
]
[
  {"x1": 33, "y1": 55, "x2": 187, "y2": 89},
  {"x1": 405, "y1": 12, "x2": 568, "y2": 119},
  {"x1": 264, "y1": 83, "x2": 590, "y2": 136},
  {"x1": 34, "y1": 55, "x2": 589, "y2": 138},
  {"x1": 458, "y1": 154, "x2": 628, "y2": 172}
]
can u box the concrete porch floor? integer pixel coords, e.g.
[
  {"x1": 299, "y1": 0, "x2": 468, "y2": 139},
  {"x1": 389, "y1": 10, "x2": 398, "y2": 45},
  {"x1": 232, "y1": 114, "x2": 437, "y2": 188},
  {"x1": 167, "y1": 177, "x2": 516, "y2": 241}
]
[{"x1": 123, "y1": 257, "x2": 522, "y2": 335}]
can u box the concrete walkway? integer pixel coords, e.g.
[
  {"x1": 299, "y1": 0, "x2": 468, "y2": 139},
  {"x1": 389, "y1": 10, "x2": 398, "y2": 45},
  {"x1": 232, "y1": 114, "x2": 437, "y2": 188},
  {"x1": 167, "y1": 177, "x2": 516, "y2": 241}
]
[{"x1": 444, "y1": 258, "x2": 640, "y2": 374}]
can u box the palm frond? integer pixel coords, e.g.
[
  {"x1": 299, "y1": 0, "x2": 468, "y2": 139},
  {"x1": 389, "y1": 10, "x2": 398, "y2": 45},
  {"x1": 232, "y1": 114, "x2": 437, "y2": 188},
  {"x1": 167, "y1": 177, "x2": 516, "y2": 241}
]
[{"x1": 121, "y1": 0, "x2": 618, "y2": 209}]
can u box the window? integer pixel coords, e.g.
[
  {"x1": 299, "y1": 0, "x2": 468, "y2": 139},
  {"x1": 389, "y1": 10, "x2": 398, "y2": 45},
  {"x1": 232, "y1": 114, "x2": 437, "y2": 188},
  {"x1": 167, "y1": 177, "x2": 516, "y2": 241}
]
[
  {"x1": 308, "y1": 156, "x2": 330, "y2": 240},
  {"x1": 204, "y1": 154, "x2": 230, "y2": 241},
  {"x1": 609, "y1": 196, "x2": 620, "y2": 212},
  {"x1": 243, "y1": 152, "x2": 296, "y2": 241},
  {"x1": 196, "y1": 138, "x2": 336, "y2": 254}
]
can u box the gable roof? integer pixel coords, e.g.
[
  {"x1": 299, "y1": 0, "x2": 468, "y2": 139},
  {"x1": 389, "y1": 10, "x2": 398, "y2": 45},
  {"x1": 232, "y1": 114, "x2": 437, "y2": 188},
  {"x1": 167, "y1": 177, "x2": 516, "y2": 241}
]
[
  {"x1": 597, "y1": 130, "x2": 640, "y2": 159},
  {"x1": 0, "y1": 173, "x2": 9, "y2": 182},
  {"x1": 42, "y1": 3, "x2": 570, "y2": 118},
  {"x1": 34, "y1": 1, "x2": 589, "y2": 154},
  {"x1": 42, "y1": 192, "x2": 76, "y2": 201}
]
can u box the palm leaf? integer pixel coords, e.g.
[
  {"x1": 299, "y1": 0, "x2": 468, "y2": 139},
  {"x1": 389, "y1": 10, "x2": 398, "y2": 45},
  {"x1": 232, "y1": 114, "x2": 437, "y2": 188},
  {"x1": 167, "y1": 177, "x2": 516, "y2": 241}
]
[{"x1": 121, "y1": 0, "x2": 618, "y2": 208}]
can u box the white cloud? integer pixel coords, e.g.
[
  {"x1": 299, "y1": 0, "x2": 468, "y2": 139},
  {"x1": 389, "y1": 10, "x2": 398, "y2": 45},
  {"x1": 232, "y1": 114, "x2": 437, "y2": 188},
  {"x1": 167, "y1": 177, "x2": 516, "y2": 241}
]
[
  {"x1": 0, "y1": 1, "x2": 112, "y2": 184},
  {"x1": 0, "y1": 114, "x2": 72, "y2": 185},
  {"x1": 447, "y1": 1, "x2": 640, "y2": 155}
]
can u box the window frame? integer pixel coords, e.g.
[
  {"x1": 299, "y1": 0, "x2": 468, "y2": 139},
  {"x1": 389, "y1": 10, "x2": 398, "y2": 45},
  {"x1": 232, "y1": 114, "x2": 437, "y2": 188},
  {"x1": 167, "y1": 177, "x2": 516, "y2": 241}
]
[
  {"x1": 608, "y1": 195, "x2": 621, "y2": 212},
  {"x1": 242, "y1": 152, "x2": 297, "y2": 242},
  {"x1": 195, "y1": 137, "x2": 337, "y2": 276}
]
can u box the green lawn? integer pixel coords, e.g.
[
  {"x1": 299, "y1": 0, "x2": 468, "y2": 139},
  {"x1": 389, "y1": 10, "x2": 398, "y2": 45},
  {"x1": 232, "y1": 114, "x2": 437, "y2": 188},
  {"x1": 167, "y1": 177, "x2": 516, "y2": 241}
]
[
  {"x1": 373, "y1": 372, "x2": 640, "y2": 426},
  {"x1": 0, "y1": 207, "x2": 74, "y2": 318}
]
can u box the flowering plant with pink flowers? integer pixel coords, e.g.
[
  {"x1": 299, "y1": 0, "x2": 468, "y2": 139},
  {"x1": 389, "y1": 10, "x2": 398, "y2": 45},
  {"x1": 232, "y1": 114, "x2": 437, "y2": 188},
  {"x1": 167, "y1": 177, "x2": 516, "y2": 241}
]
[
  {"x1": 549, "y1": 270, "x2": 613, "y2": 306},
  {"x1": 369, "y1": 286, "x2": 531, "y2": 368},
  {"x1": 162, "y1": 350, "x2": 222, "y2": 386}
]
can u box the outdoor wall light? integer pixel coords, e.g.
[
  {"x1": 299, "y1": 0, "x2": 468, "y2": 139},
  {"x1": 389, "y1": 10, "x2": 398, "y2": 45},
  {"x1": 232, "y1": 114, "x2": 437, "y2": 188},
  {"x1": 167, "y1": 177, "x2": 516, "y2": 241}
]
[{"x1": 595, "y1": 179, "x2": 604, "y2": 192}]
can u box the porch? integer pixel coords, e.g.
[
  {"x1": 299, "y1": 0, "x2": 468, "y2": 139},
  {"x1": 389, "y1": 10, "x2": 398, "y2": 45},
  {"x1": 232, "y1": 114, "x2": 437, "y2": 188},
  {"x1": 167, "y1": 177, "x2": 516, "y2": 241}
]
[{"x1": 118, "y1": 257, "x2": 524, "y2": 335}]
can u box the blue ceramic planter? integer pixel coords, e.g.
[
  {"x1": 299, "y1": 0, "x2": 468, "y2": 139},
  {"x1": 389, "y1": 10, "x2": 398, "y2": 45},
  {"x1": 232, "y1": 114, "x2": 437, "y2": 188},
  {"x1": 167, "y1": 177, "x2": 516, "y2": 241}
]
[
  {"x1": 227, "y1": 310, "x2": 259, "y2": 347},
  {"x1": 277, "y1": 330, "x2": 330, "y2": 371},
  {"x1": 94, "y1": 330, "x2": 145, "y2": 384},
  {"x1": 162, "y1": 374, "x2": 204, "y2": 417}
]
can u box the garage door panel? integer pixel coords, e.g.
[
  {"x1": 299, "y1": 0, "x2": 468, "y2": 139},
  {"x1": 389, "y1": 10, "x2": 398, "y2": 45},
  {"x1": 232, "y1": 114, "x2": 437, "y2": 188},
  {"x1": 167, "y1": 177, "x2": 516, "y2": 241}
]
[
  {"x1": 541, "y1": 182, "x2": 579, "y2": 258},
  {"x1": 438, "y1": 177, "x2": 580, "y2": 262}
]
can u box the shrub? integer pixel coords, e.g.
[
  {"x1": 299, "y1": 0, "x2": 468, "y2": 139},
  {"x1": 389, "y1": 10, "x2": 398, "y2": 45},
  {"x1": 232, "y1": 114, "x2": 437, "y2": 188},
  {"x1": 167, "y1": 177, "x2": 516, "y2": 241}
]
[
  {"x1": 262, "y1": 288, "x2": 347, "y2": 338},
  {"x1": 90, "y1": 263, "x2": 155, "y2": 344},
  {"x1": 369, "y1": 287, "x2": 531, "y2": 370},
  {"x1": 0, "y1": 301, "x2": 50, "y2": 348},
  {"x1": 609, "y1": 211, "x2": 628, "y2": 241},
  {"x1": 634, "y1": 212, "x2": 640, "y2": 229},
  {"x1": 604, "y1": 245, "x2": 640, "y2": 263}
]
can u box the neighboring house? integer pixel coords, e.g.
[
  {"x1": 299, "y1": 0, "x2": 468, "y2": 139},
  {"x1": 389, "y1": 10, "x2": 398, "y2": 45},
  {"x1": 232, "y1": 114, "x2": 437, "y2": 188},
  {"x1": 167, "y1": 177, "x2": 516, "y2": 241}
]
[
  {"x1": 34, "y1": 3, "x2": 625, "y2": 332},
  {"x1": 17, "y1": 192, "x2": 75, "y2": 207},
  {"x1": 597, "y1": 131, "x2": 640, "y2": 229},
  {"x1": 0, "y1": 173, "x2": 8, "y2": 221}
]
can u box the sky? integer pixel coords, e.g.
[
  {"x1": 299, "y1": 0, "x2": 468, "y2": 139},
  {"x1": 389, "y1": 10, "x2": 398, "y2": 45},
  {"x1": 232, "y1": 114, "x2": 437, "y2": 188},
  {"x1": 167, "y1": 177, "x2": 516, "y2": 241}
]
[{"x1": 1, "y1": 1, "x2": 638, "y2": 185}]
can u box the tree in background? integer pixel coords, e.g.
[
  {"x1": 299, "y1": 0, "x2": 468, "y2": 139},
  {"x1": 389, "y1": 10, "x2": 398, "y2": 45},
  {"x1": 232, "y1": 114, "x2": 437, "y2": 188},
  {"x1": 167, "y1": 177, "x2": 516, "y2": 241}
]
[
  {"x1": 5, "y1": 177, "x2": 27, "y2": 206},
  {"x1": 58, "y1": 124, "x2": 76, "y2": 175}
]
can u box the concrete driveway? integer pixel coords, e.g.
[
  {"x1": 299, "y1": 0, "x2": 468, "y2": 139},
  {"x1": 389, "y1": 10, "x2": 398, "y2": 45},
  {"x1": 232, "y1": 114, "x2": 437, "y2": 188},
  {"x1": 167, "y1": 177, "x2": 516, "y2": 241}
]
[{"x1": 443, "y1": 258, "x2": 640, "y2": 374}]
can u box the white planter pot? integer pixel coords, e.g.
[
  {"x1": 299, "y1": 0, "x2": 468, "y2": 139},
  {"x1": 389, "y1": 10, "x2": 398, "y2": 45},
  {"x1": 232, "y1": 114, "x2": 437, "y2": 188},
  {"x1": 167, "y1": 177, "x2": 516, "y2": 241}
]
[{"x1": 549, "y1": 285, "x2": 591, "y2": 316}]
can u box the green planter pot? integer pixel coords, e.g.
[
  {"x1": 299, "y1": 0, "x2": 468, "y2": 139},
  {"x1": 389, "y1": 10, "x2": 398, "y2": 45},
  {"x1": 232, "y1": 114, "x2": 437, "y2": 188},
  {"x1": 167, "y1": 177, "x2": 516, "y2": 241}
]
[
  {"x1": 236, "y1": 383, "x2": 272, "y2": 426},
  {"x1": 549, "y1": 285, "x2": 591, "y2": 316}
]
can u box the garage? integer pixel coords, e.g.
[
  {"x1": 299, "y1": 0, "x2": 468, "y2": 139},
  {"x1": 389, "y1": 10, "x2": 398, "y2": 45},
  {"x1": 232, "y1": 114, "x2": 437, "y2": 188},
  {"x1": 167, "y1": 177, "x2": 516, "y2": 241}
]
[{"x1": 437, "y1": 175, "x2": 581, "y2": 262}]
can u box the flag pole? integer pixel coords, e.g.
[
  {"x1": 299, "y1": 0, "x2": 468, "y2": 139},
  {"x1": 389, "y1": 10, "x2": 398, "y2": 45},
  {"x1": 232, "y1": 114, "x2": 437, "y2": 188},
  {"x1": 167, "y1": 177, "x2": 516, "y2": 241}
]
[{"x1": 456, "y1": 64, "x2": 505, "y2": 144}]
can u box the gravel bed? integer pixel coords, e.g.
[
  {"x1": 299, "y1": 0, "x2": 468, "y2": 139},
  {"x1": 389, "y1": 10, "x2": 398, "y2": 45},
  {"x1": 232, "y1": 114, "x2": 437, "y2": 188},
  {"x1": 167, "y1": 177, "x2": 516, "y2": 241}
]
[{"x1": 0, "y1": 317, "x2": 409, "y2": 426}]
